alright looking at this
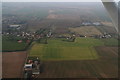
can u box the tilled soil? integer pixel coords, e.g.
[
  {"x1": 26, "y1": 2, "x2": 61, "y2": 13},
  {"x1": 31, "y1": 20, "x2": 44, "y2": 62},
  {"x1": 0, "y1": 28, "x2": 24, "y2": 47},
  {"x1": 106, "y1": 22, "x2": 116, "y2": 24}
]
[{"x1": 2, "y1": 51, "x2": 27, "y2": 78}]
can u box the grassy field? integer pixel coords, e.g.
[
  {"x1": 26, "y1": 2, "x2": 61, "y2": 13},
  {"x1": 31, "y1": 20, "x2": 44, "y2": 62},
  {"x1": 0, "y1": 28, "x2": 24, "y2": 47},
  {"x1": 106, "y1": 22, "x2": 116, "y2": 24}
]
[
  {"x1": 69, "y1": 26, "x2": 102, "y2": 36},
  {"x1": 37, "y1": 46, "x2": 118, "y2": 78},
  {"x1": 100, "y1": 38, "x2": 119, "y2": 46},
  {"x1": 29, "y1": 38, "x2": 118, "y2": 78},
  {"x1": 29, "y1": 38, "x2": 104, "y2": 60},
  {"x1": 2, "y1": 35, "x2": 28, "y2": 52}
]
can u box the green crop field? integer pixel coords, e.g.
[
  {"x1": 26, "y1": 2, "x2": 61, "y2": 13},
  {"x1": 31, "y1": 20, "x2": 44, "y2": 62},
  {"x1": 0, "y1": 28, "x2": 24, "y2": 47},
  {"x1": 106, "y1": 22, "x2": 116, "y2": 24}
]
[
  {"x1": 2, "y1": 35, "x2": 28, "y2": 52},
  {"x1": 100, "y1": 38, "x2": 120, "y2": 46},
  {"x1": 29, "y1": 38, "x2": 104, "y2": 61}
]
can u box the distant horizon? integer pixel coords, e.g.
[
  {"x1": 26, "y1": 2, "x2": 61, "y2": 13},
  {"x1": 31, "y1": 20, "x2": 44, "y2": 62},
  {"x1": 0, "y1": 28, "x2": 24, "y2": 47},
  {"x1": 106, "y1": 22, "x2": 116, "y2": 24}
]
[{"x1": 2, "y1": 0, "x2": 120, "y2": 2}]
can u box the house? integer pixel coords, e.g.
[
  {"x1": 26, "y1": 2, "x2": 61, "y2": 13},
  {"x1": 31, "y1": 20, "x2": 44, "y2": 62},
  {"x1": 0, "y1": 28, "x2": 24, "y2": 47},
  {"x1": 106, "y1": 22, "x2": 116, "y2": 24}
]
[
  {"x1": 18, "y1": 40, "x2": 22, "y2": 43},
  {"x1": 93, "y1": 22, "x2": 101, "y2": 26}
]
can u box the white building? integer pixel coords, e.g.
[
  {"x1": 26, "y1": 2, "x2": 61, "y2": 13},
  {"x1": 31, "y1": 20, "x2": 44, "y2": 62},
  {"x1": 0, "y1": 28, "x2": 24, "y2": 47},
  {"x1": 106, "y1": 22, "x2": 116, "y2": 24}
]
[{"x1": 9, "y1": 25, "x2": 21, "y2": 28}]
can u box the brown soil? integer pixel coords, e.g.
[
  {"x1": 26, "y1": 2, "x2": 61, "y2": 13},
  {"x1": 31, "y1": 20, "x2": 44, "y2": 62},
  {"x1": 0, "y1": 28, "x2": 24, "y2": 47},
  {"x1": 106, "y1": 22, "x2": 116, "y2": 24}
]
[
  {"x1": 2, "y1": 46, "x2": 118, "y2": 78},
  {"x1": 101, "y1": 22, "x2": 113, "y2": 27},
  {"x1": 2, "y1": 51, "x2": 27, "y2": 78},
  {"x1": 37, "y1": 46, "x2": 118, "y2": 78}
]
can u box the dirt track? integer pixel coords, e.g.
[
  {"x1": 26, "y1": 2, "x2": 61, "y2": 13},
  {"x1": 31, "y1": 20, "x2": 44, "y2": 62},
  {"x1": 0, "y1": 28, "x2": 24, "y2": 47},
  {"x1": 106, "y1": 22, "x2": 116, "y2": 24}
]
[{"x1": 2, "y1": 51, "x2": 27, "y2": 78}]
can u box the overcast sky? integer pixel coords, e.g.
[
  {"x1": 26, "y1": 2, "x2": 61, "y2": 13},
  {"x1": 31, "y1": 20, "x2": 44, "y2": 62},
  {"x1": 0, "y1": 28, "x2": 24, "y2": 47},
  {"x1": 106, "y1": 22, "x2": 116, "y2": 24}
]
[{"x1": 1, "y1": 0, "x2": 120, "y2": 2}]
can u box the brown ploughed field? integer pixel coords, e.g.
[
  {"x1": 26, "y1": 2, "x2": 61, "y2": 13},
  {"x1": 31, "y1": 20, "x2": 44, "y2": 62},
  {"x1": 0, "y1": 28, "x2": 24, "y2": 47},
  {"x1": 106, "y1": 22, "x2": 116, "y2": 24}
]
[
  {"x1": 37, "y1": 46, "x2": 118, "y2": 78},
  {"x1": 2, "y1": 51, "x2": 27, "y2": 78}
]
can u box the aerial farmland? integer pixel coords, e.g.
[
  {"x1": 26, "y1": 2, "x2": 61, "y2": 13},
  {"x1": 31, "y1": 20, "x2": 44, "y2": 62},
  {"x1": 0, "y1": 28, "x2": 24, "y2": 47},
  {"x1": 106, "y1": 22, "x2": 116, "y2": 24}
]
[
  {"x1": 29, "y1": 38, "x2": 104, "y2": 60},
  {"x1": 28, "y1": 37, "x2": 118, "y2": 78},
  {"x1": 2, "y1": 2, "x2": 119, "y2": 79}
]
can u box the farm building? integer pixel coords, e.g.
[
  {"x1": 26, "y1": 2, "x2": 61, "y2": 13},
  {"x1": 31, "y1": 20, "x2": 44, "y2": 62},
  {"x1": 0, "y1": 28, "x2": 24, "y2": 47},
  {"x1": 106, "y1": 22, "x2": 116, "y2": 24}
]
[
  {"x1": 81, "y1": 22, "x2": 102, "y2": 26},
  {"x1": 93, "y1": 22, "x2": 102, "y2": 26},
  {"x1": 9, "y1": 25, "x2": 21, "y2": 28},
  {"x1": 9, "y1": 25, "x2": 21, "y2": 29}
]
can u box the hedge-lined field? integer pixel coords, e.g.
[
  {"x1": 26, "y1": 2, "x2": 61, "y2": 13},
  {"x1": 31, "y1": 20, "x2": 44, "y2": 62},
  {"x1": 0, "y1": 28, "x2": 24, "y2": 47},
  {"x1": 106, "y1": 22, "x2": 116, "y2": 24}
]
[
  {"x1": 100, "y1": 38, "x2": 120, "y2": 46},
  {"x1": 29, "y1": 38, "x2": 104, "y2": 60},
  {"x1": 2, "y1": 35, "x2": 30, "y2": 52}
]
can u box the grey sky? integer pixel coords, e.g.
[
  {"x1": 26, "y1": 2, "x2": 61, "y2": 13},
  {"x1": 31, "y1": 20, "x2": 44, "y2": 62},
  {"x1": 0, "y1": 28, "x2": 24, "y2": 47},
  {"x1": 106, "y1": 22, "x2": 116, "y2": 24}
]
[{"x1": 2, "y1": 0, "x2": 120, "y2": 2}]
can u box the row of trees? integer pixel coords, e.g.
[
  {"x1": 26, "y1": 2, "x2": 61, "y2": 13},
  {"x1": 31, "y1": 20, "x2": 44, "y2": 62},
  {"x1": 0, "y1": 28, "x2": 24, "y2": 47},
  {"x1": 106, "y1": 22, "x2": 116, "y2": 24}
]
[{"x1": 35, "y1": 28, "x2": 50, "y2": 44}]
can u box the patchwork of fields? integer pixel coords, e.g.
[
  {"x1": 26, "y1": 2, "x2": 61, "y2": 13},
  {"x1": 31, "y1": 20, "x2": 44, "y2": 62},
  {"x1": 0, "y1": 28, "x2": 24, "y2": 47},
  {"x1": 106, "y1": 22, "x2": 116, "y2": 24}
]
[
  {"x1": 30, "y1": 38, "x2": 104, "y2": 60},
  {"x1": 2, "y1": 51, "x2": 27, "y2": 78},
  {"x1": 2, "y1": 2, "x2": 119, "y2": 78},
  {"x1": 2, "y1": 40, "x2": 27, "y2": 52},
  {"x1": 37, "y1": 46, "x2": 118, "y2": 78},
  {"x1": 29, "y1": 37, "x2": 118, "y2": 78},
  {"x1": 2, "y1": 35, "x2": 30, "y2": 52},
  {"x1": 69, "y1": 26, "x2": 102, "y2": 36},
  {"x1": 2, "y1": 36, "x2": 118, "y2": 78}
]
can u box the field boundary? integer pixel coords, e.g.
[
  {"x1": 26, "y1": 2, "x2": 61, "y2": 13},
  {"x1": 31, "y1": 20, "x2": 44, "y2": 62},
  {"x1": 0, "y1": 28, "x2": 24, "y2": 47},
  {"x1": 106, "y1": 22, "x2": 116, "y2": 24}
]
[
  {"x1": 2, "y1": 40, "x2": 33, "y2": 52},
  {"x1": 20, "y1": 41, "x2": 36, "y2": 78}
]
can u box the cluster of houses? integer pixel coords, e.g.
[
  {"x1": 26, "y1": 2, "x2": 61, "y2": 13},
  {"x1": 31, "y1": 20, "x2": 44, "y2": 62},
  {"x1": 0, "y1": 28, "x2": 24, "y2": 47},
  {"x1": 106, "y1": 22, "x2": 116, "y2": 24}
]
[
  {"x1": 81, "y1": 22, "x2": 102, "y2": 26},
  {"x1": 78, "y1": 33, "x2": 112, "y2": 39},
  {"x1": 2, "y1": 24, "x2": 53, "y2": 43},
  {"x1": 99, "y1": 33, "x2": 112, "y2": 38},
  {"x1": 58, "y1": 33, "x2": 112, "y2": 39},
  {"x1": 3, "y1": 15, "x2": 26, "y2": 26},
  {"x1": 54, "y1": 31, "x2": 112, "y2": 40},
  {"x1": 88, "y1": 33, "x2": 112, "y2": 39},
  {"x1": 2, "y1": 22, "x2": 112, "y2": 44}
]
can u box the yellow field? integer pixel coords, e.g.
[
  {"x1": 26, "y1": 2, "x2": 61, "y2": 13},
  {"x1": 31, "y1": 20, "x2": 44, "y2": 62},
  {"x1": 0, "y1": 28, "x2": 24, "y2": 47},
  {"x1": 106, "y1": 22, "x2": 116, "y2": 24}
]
[
  {"x1": 29, "y1": 38, "x2": 104, "y2": 61},
  {"x1": 69, "y1": 26, "x2": 102, "y2": 36}
]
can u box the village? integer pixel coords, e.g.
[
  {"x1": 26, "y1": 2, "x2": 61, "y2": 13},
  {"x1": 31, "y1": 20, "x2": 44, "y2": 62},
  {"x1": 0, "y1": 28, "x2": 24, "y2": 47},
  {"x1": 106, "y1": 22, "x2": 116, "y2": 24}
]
[
  {"x1": 2, "y1": 21, "x2": 112, "y2": 44},
  {"x1": 2, "y1": 2, "x2": 119, "y2": 79}
]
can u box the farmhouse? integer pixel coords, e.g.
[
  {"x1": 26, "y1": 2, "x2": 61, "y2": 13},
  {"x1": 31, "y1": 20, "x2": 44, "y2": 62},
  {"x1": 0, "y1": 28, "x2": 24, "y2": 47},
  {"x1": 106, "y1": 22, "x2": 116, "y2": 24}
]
[
  {"x1": 101, "y1": 34, "x2": 111, "y2": 38},
  {"x1": 93, "y1": 22, "x2": 102, "y2": 26},
  {"x1": 93, "y1": 34, "x2": 111, "y2": 39}
]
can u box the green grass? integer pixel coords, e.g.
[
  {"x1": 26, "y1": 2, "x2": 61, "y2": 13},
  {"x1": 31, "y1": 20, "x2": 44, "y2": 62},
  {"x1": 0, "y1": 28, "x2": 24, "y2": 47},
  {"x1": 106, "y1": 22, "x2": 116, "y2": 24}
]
[
  {"x1": 2, "y1": 35, "x2": 28, "y2": 52},
  {"x1": 29, "y1": 38, "x2": 104, "y2": 61},
  {"x1": 100, "y1": 38, "x2": 119, "y2": 46},
  {"x1": 2, "y1": 40, "x2": 27, "y2": 51}
]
